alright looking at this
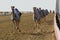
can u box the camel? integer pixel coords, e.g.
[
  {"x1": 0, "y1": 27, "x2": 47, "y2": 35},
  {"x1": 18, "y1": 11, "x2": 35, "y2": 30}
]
[{"x1": 11, "y1": 6, "x2": 22, "y2": 32}]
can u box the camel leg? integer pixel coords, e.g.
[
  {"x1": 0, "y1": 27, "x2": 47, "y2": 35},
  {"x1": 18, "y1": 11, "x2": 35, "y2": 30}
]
[
  {"x1": 35, "y1": 20, "x2": 41, "y2": 33},
  {"x1": 34, "y1": 20, "x2": 38, "y2": 33},
  {"x1": 12, "y1": 20, "x2": 15, "y2": 26},
  {"x1": 36, "y1": 20, "x2": 43, "y2": 33},
  {"x1": 16, "y1": 21, "x2": 21, "y2": 32},
  {"x1": 35, "y1": 20, "x2": 38, "y2": 29},
  {"x1": 11, "y1": 20, "x2": 17, "y2": 33},
  {"x1": 36, "y1": 23, "x2": 42, "y2": 33}
]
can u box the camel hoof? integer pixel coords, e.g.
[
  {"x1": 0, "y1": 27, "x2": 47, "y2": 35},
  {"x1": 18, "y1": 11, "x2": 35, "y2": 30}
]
[
  {"x1": 19, "y1": 30, "x2": 21, "y2": 32},
  {"x1": 16, "y1": 27, "x2": 21, "y2": 32},
  {"x1": 17, "y1": 29, "x2": 21, "y2": 32}
]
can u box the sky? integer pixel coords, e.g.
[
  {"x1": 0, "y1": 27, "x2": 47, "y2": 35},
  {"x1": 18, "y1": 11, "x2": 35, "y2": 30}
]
[{"x1": 0, "y1": 0, "x2": 56, "y2": 12}]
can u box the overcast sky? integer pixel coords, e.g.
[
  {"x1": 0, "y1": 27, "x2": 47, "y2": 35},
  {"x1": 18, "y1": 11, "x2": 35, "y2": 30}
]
[{"x1": 0, "y1": 0, "x2": 56, "y2": 11}]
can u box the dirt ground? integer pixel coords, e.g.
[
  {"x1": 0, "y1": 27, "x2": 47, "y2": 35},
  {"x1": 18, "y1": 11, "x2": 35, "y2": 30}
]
[{"x1": 0, "y1": 13, "x2": 55, "y2": 40}]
